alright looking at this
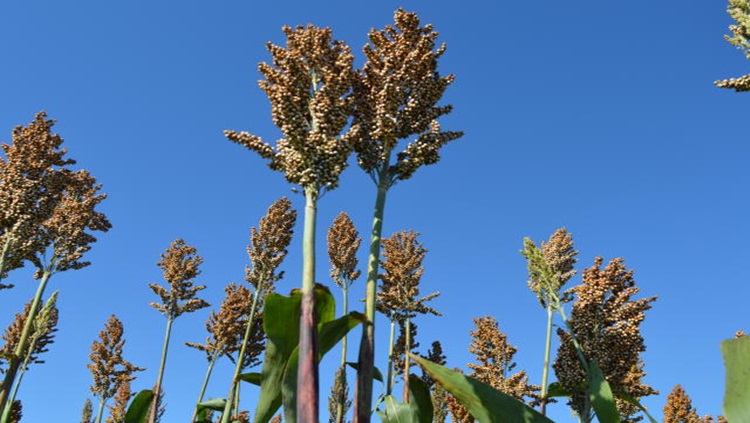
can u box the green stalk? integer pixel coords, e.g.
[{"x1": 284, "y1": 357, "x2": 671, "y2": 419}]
[
  {"x1": 220, "y1": 288, "x2": 262, "y2": 423},
  {"x1": 95, "y1": 397, "x2": 106, "y2": 423},
  {"x1": 191, "y1": 358, "x2": 217, "y2": 422},
  {"x1": 335, "y1": 283, "x2": 350, "y2": 423},
  {"x1": 539, "y1": 304, "x2": 554, "y2": 415},
  {"x1": 297, "y1": 186, "x2": 319, "y2": 423},
  {"x1": 355, "y1": 178, "x2": 388, "y2": 423},
  {"x1": 385, "y1": 319, "x2": 396, "y2": 396},
  {"x1": 148, "y1": 317, "x2": 173, "y2": 423},
  {"x1": 402, "y1": 317, "x2": 411, "y2": 404},
  {"x1": 0, "y1": 270, "x2": 52, "y2": 414},
  {"x1": 0, "y1": 366, "x2": 23, "y2": 423}
]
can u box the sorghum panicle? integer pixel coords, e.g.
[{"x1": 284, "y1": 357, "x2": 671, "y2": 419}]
[
  {"x1": 148, "y1": 239, "x2": 209, "y2": 319},
  {"x1": 87, "y1": 315, "x2": 144, "y2": 402},
  {"x1": 246, "y1": 197, "x2": 296, "y2": 296},
  {"x1": 327, "y1": 212, "x2": 361, "y2": 288}
]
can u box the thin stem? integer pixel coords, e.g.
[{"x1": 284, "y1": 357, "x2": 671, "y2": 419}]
[
  {"x1": 191, "y1": 358, "x2": 217, "y2": 422},
  {"x1": 95, "y1": 397, "x2": 106, "y2": 423},
  {"x1": 0, "y1": 270, "x2": 52, "y2": 413},
  {"x1": 0, "y1": 235, "x2": 13, "y2": 287},
  {"x1": 220, "y1": 289, "x2": 261, "y2": 423},
  {"x1": 402, "y1": 317, "x2": 411, "y2": 404},
  {"x1": 385, "y1": 319, "x2": 396, "y2": 396},
  {"x1": 335, "y1": 283, "x2": 349, "y2": 423},
  {"x1": 355, "y1": 178, "x2": 388, "y2": 423},
  {"x1": 297, "y1": 186, "x2": 319, "y2": 423},
  {"x1": 539, "y1": 305, "x2": 554, "y2": 415},
  {"x1": 148, "y1": 317, "x2": 174, "y2": 423}
]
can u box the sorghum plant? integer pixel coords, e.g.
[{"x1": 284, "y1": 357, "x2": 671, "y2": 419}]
[
  {"x1": 553, "y1": 257, "x2": 657, "y2": 423},
  {"x1": 376, "y1": 230, "x2": 440, "y2": 402},
  {"x1": 106, "y1": 380, "x2": 132, "y2": 423},
  {"x1": 467, "y1": 316, "x2": 539, "y2": 405},
  {"x1": 87, "y1": 315, "x2": 143, "y2": 423},
  {"x1": 0, "y1": 120, "x2": 111, "y2": 413},
  {"x1": 81, "y1": 398, "x2": 94, "y2": 423},
  {"x1": 220, "y1": 197, "x2": 295, "y2": 421},
  {"x1": 350, "y1": 10, "x2": 462, "y2": 421},
  {"x1": 326, "y1": 212, "x2": 361, "y2": 423},
  {"x1": 148, "y1": 239, "x2": 209, "y2": 423},
  {"x1": 225, "y1": 24, "x2": 355, "y2": 422},
  {"x1": 521, "y1": 228, "x2": 577, "y2": 413},
  {"x1": 0, "y1": 291, "x2": 59, "y2": 421},
  {"x1": 716, "y1": 0, "x2": 750, "y2": 90},
  {"x1": 0, "y1": 112, "x2": 72, "y2": 288}
]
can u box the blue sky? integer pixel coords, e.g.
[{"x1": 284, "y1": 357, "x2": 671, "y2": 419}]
[{"x1": 1, "y1": 1, "x2": 748, "y2": 422}]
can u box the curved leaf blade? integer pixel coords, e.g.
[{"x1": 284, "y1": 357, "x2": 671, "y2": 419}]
[
  {"x1": 124, "y1": 389, "x2": 154, "y2": 423},
  {"x1": 587, "y1": 360, "x2": 620, "y2": 423},
  {"x1": 412, "y1": 355, "x2": 553, "y2": 423},
  {"x1": 722, "y1": 336, "x2": 750, "y2": 423}
]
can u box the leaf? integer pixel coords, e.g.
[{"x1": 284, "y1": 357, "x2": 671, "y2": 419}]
[
  {"x1": 124, "y1": 390, "x2": 154, "y2": 423},
  {"x1": 586, "y1": 360, "x2": 620, "y2": 423},
  {"x1": 196, "y1": 398, "x2": 227, "y2": 412},
  {"x1": 346, "y1": 361, "x2": 384, "y2": 382},
  {"x1": 722, "y1": 336, "x2": 750, "y2": 423},
  {"x1": 239, "y1": 372, "x2": 262, "y2": 386},
  {"x1": 407, "y1": 375, "x2": 434, "y2": 423},
  {"x1": 617, "y1": 390, "x2": 658, "y2": 423},
  {"x1": 378, "y1": 396, "x2": 413, "y2": 423},
  {"x1": 412, "y1": 355, "x2": 553, "y2": 423},
  {"x1": 281, "y1": 309, "x2": 366, "y2": 423},
  {"x1": 546, "y1": 382, "x2": 571, "y2": 398}
]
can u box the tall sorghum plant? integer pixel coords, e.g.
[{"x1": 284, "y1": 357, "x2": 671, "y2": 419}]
[
  {"x1": 0, "y1": 114, "x2": 111, "y2": 415},
  {"x1": 87, "y1": 315, "x2": 143, "y2": 423},
  {"x1": 326, "y1": 212, "x2": 361, "y2": 423},
  {"x1": 376, "y1": 230, "x2": 440, "y2": 402},
  {"x1": 0, "y1": 291, "x2": 59, "y2": 422},
  {"x1": 553, "y1": 257, "x2": 657, "y2": 423},
  {"x1": 225, "y1": 25, "x2": 355, "y2": 423},
  {"x1": 520, "y1": 228, "x2": 577, "y2": 414},
  {"x1": 219, "y1": 197, "x2": 295, "y2": 421},
  {"x1": 147, "y1": 239, "x2": 210, "y2": 423},
  {"x1": 350, "y1": 10, "x2": 462, "y2": 421}
]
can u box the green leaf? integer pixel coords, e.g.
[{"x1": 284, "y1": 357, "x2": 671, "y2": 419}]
[
  {"x1": 722, "y1": 336, "x2": 750, "y2": 423},
  {"x1": 407, "y1": 375, "x2": 434, "y2": 423},
  {"x1": 196, "y1": 398, "x2": 227, "y2": 412},
  {"x1": 346, "y1": 362, "x2": 384, "y2": 382},
  {"x1": 253, "y1": 290, "x2": 303, "y2": 423},
  {"x1": 412, "y1": 355, "x2": 553, "y2": 423},
  {"x1": 617, "y1": 390, "x2": 658, "y2": 423},
  {"x1": 124, "y1": 390, "x2": 154, "y2": 423},
  {"x1": 239, "y1": 372, "x2": 262, "y2": 386},
  {"x1": 281, "y1": 309, "x2": 366, "y2": 423},
  {"x1": 546, "y1": 382, "x2": 571, "y2": 398},
  {"x1": 586, "y1": 360, "x2": 620, "y2": 423},
  {"x1": 378, "y1": 396, "x2": 414, "y2": 423}
]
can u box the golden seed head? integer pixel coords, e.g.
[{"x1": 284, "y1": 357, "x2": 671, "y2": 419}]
[
  {"x1": 87, "y1": 315, "x2": 144, "y2": 401},
  {"x1": 149, "y1": 239, "x2": 210, "y2": 319},
  {"x1": 352, "y1": 9, "x2": 462, "y2": 184},
  {"x1": 327, "y1": 212, "x2": 361, "y2": 288},
  {"x1": 553, "y1": 257, "x2": 657, "y2": 421},
  {"x1": 376, "y1": 230, "x2": 440, "y2": 320},
  {"x1": 246, "y1": 197, "x2": 297, "y2": 295}
]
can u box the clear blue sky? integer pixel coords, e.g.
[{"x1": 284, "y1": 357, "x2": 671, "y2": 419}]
[{"x1": 1, "y1": 1, "x2": 747, "y2": 422}]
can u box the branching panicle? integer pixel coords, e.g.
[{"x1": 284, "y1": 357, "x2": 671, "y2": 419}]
[
  {"x1": 87, "y1": 316, "x2": 143, "y2": 402},
  {"x1": 246, "y1": 197, "x2": 297, "y2": 296},
  {"x1": 149, "y1": 239, "x2": 209, "y2": 319},
  {"x1": 327, "y1": 212, "x2": 362, "y2": 288}
]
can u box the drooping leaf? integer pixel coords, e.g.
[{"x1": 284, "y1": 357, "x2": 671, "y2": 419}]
[
  {"x1": 722, "y1": 336, "x2": 750, "y2": 423},
  {"x1": 617, "y1": 390, "x2": 658, "y2": 423},
  {"x1": 412, "y1": 355, "x2": 553, "y2": 423},
  {"x1": 239, "y1": 372, "x2": 262, "y2": 386},
  {"x1": 586, "y1": 360, "x2": 620, "y2": 423},
  {"x1": 124, "y1": 390, "x2": 154, "y2": 423},
  {"x1": 196, "y1": 398, "x2": 227, "y2": 412},
  {"x1": 346, "y1": 362, "x2": 384, "y2": 382},
  {"x1": 407, "y1": 375, "x2": 433, "y2": 423},
  {"x1": 281, "y1": 309, "x2": 365, "y2": 423}
]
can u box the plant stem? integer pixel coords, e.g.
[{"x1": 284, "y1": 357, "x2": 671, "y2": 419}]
[
  {"x1": 335, "y1": 283, "x2": 349, "y2": 423},
  {"x1": 539, "y1": 304, "x2": 554, "y2": 415},
  {"x1": 148, "y1": 317, "x2": 173, "y2": 423},
  {"x1": 0, "y1": 235, "x2": 13, "y2": 287},
  {"x1": 385, "y1": 319, "x2": 396, "y2": 396},
  {"x1": 191, "y1": 358, "x2": 217, "y2": 422},
  {"x1": 0, "y1": 270, "x2": 51, "y2": 414},
  {"x1": 95, "y1": 397, "x2": 106, "y2": 423},
  {"x1": 402, "y1": 317, "x2": 411, "y2": 404},
  {"x1": 355, "y1": 179, "x2": 388, "y2": 423},
  {"x1": 220, "y1": 289, "x2": 261, "y2": 423},
  {"x1": 297, "y1": 186, "x2": 319, "y2": 423}
]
